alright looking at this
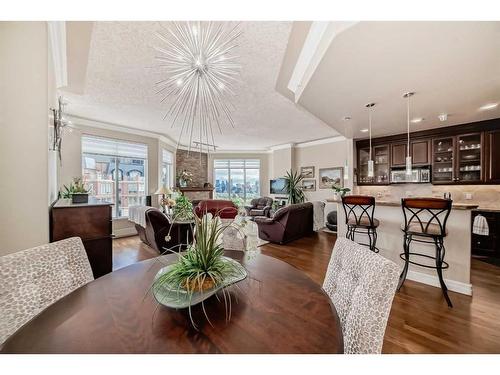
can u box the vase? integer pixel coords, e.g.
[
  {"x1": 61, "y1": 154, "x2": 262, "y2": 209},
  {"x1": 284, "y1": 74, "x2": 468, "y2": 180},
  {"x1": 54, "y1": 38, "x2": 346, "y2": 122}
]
[
  {"x1": 179, "y1": 179, "x2": 187, "y2": 188},
  {"x1": 152, "y1": 257, "x2": 247, "y2": 309}
]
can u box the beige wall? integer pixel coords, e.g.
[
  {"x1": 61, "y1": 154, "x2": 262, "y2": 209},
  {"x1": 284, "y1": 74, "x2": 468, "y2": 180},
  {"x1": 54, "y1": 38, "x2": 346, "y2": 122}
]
[
  {"x1": 293, "y1": 140, "x2": 353, "y2": 202},
  {"x1": 208, "y1": 152, "x2": 271, "y2": 197},
  {"x1": 271, "y1": 147, "x2": 294, "y2": 179},
  {"x1": 0, "y1": 22, "x2": 50, "y2": 254}
]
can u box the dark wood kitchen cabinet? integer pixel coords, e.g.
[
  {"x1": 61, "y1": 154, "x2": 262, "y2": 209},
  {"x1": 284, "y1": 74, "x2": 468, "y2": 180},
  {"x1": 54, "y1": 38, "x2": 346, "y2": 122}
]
[
  {"x1": 391, "y1": 143, "x2": 407, "y2": 167},
  {"x1": 485, "y1": 130, "x2": 500, "y2": 183},
  {"x1": 411, "y1": 139, "x2": 431, "y2": 166},
  {"x1": 471, "y1": 210, "x2": 500, "y2": 261},
  {"x1": 355, "y1": 117, "x2": 500, "y2": 186},
  {"x1": 50, "y1": 199, "x2": 113, "y2": 278}
]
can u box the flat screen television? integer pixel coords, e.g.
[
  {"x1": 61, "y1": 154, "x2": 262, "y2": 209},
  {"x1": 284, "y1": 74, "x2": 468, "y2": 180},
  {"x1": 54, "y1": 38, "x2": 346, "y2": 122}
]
[{"x1": 270, "y1": 178, "x2": 287, "y2": 195}]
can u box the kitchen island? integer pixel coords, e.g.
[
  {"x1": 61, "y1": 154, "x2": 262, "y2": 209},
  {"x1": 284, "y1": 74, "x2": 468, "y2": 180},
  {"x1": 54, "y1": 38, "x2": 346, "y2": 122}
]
[{"x1": 327, "y1": 197, "x2": 478, "y2": 295}]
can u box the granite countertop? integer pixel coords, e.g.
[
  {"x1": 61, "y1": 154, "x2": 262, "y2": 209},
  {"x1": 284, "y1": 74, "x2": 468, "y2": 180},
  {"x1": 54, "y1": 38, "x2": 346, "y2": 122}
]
[
  {"x1": 325, "y1": 197, "x2": 478, "y2": 210},
  {"x1": 53, "y1": 198, "x2": 114, "y2": 208}
]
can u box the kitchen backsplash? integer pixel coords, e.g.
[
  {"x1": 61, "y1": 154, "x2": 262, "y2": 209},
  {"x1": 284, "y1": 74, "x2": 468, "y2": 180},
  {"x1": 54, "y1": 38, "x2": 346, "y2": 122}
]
[{"x1": 355, "y1": 184, "x2": 500, "y2": 209}]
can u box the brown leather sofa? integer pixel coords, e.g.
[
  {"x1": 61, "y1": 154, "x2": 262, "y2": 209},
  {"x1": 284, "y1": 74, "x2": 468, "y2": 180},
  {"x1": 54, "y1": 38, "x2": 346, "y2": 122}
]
[
  {"x1": 244, "y1": 197, "x2": 273, "y2": 218},
  {"x1": 254, "y1": 202, "x2": 314, "y2": 244},
  {"x1": 139, "y1": 208, "x2": 193, "y2": 253}
]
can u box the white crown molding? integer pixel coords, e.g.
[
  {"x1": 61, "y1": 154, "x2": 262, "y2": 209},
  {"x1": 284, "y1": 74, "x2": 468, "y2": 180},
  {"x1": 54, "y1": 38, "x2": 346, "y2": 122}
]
[
  {"x1": 295, "y1": 135, "x2": 347, "y2": 148},
  {"x1": 269, "y1": 143, "x2": 296, "y2": 151},
  {"x1": 210, "y1": 149, "x2": 270, "y2": 154},
  {"x1": 66, "y1": 114, "x2": 179, "y2": 148},
  {"x1": 48, "y1": 21, "x2": 68, "y2": 89}
]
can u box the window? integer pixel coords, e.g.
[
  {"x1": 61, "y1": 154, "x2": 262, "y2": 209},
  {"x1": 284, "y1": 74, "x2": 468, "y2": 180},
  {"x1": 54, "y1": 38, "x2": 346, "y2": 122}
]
[
  {"x1": 82, "y1": 135, "x2": 148, "y2": 218},
  {"x1": 214, "y1": 159, "x2": 260, "y2": 202},
  {"x1": 161, "y1": 149, "x2": 174, "y2": 188}
]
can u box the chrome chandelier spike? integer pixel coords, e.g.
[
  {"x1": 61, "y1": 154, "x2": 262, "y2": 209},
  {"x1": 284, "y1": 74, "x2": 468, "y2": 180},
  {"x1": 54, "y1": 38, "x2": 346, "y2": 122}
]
[{"x1": 154, "y1": 21, "x2": 242, "y2": 154}]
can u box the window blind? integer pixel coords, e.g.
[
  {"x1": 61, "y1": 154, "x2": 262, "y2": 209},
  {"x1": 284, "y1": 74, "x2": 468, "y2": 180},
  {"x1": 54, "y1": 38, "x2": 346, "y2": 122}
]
[
  {"x1": 162, "y1": 149, "x2": 173, "y2": 164},
  {"x1": 82, "y1": 135, "x2": 148, "y2": 159},
  {"x1": 214, "y1": 159, "x2": 260, "y2": 169}
]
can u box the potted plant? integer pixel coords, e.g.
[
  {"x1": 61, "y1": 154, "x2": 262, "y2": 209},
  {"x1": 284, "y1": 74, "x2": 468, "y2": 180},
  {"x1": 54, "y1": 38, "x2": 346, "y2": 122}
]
[
  {"x1": 172, "y1": 195, "x2": 194, "y2": 221},
  {"x1": 332, "y1": 185, "x2": 351, "y2": 199},
  {"x1": 284, "y1": 169, "x2": 305, "y2": 204},
  {"x1": 60, "y1": 177, "x2": 90, "y2": 204},
  {"x1": 152, "y1": 214, "x2": 247, "y2": 327},
  {"x1": 177, "y1": 170, "x2": 193, "y2": 188}
]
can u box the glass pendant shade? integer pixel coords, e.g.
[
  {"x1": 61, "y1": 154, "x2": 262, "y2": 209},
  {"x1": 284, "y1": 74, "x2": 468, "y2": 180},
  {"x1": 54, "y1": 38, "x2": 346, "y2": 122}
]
[
  {"x1": 344, "y1": 159, "x2": 349, "y2": 180},
  {"x1": 405, "y1": 156, "x2": 413, "y2": 176},
  {"x1": 367, "y1": 160, "x2": 374, "y2": 177},
  {"x1": 403, "y1": 92, "x2": 414, "y2": 177}
]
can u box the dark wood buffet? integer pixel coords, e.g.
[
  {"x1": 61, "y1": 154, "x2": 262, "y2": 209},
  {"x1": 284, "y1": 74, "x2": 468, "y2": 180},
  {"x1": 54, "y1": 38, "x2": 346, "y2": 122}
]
[
  {"x1": 50, "y1": 199, "x2": 113, "y2": 278},
  {"x1": 356, "y1": 118, "x2": 500, "y2": 186}
]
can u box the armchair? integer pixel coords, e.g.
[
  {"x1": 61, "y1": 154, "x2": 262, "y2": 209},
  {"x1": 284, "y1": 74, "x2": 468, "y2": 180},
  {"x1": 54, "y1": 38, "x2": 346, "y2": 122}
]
[
  {"x1": 255, "y1": 202, "x2": 313, "y2": 244},
  {"x1": 244, "y1": 197, "x2": 273, "y2": 218}
]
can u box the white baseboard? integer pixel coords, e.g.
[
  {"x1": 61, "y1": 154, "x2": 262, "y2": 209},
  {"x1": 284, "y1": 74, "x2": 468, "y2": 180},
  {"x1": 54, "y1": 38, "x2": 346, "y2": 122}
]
[
  {"x1": 407, "y1": 270, "x2": 472, "y2": 296},
  {"x1": 113, "y1": 227, "x2": 138, "y2": 238}
]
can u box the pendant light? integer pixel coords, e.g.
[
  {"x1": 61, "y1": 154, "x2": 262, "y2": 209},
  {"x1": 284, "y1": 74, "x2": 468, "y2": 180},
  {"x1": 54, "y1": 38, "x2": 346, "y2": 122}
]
[
  {"x1": 403, "y1": 92, "x2": 414, "y2": 176},
  {"x1": 366, "y1": 103, "x2": 375, "y2": 178},
  {"x1": 342, "y1": 116, "x2": 351, "y2": 181}
]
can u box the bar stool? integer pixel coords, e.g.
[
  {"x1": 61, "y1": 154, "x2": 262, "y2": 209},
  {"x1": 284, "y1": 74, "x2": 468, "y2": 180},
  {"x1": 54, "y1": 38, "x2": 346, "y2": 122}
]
[
  {"x1": 398, "y1": 198, "x2": 453, "y2": 307},
  {"x1": 341, "y1": 195, "x2": 379, "y2": 252}
]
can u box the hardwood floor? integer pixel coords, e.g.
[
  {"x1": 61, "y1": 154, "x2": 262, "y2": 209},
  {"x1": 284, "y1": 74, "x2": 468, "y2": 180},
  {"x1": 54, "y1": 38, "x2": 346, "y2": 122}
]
[{"x1": 113, "y1": 232, "x2": 500, "y2": 353}]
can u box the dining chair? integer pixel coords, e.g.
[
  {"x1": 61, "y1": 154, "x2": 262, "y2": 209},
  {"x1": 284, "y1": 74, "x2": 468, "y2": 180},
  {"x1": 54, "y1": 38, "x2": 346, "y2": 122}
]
[
  {"x1": 323, "y1": 238, "x2": 400, "y2": 354},
  {"x1": 0, "y1": 237, "x2": 94, "y2": 345}
]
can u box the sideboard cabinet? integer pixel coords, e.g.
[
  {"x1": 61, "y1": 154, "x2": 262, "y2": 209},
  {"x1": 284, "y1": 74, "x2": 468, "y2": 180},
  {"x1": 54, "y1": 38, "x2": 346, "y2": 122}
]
[{"x1": 50, "y1": 199, "x2": 113, "y2": 278}]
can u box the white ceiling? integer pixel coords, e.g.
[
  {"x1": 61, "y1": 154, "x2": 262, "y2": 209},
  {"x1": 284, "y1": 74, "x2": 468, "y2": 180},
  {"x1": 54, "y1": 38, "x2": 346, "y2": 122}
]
[
  {"x1": 62, "y1": 21, "x2": 337, "y2": 150},
  {"x1": 298, "y1": 21, "x2": 500, "y2": 139}
]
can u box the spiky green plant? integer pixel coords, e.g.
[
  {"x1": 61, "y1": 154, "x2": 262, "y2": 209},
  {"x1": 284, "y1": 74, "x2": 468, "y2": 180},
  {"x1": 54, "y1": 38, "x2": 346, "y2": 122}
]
[
  {"x1": 152, "y1": 213, "x2": 245, "y2": 327},
  {"x1": 60, "y1": 177, "x2": 89, "y2": 198},
  {"x1": 284, "y1": 169, "x2": 305, "y2": 204}
]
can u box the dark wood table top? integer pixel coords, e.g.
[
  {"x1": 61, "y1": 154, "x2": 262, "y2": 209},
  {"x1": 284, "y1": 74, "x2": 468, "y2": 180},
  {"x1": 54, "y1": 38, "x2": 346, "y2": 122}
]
[{"x1": 0, "y1": 251, "x2": 343, "y2": 354}]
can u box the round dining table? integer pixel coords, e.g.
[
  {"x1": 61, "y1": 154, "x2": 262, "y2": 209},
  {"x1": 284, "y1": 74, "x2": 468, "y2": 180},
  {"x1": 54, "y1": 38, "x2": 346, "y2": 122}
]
[{"x1": 1, "y1": 250, "x2": 343, "y2": 354}]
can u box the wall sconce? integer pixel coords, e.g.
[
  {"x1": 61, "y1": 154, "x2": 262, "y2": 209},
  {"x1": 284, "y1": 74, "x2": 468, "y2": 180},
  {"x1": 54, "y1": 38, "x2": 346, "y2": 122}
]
[{"x1": 50, "y1": 96, "x2": 71, "y2": 162}]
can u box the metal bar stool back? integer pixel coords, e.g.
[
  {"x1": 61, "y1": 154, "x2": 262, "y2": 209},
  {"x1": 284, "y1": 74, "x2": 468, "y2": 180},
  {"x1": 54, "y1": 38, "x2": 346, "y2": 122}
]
[
  {"x1": 398, "y1": 197, "x2": 453, "y2": 306},
  {"x1": 341, "y1": 195, "x2": 379, "y2": 252}
]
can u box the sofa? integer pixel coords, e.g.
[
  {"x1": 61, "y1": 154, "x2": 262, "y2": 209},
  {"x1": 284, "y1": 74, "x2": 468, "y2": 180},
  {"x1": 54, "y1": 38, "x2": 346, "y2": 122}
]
[
  {"x1": 254, "y1": 202, "x2": 314, "y2": 244},
  {"x1": 244, "y1": 197, "x2": 273, "y2": 218},
  {"x1": 144, "y1": 208, "x2": 193, "y2": 252},
  {"x1": 194, "y1": 199, "x2": 238, "y2": 219}
]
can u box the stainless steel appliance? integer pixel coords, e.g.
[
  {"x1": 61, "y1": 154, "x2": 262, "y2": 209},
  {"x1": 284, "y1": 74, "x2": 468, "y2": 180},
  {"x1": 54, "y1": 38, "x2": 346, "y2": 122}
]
[{"x1": 390, "y1": 168, "x2": 431, "y2": 183}]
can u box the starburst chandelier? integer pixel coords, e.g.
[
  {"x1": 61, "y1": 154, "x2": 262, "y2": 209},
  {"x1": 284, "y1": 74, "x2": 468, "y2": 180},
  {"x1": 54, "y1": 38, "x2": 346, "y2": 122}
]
[{"x1": 154, "y1": 21, "x2": 241, "y2": 153}]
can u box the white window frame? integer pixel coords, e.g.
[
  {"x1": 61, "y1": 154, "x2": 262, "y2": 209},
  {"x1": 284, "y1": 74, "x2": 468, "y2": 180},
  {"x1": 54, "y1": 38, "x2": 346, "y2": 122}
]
[
  {"x1": 213, "y1": 159, "x2": 261, "y2": 202},
  {"x1": 81, "y1": 135, "x2": 148, "y2": 218}
]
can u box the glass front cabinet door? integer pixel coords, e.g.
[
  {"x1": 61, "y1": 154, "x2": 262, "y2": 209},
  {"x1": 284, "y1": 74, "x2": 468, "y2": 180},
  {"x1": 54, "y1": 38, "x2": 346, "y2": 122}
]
[
  {"x1": 432, "y1": 137, "x2": 455, "y2": 184},
  {"x1": 456, "y1": 133, "x2": 483, "y2": 183}
]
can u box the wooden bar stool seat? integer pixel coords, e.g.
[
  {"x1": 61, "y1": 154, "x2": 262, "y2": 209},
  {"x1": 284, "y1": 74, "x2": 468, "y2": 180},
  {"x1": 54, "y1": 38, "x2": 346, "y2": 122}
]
[{"x1": 341, "y1": 195, "x2": 379, "y2": 252}]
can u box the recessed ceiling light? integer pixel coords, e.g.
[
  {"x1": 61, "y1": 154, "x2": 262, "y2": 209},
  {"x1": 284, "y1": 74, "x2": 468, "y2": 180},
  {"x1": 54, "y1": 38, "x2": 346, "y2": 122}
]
[
  {"x1": 438, "y1": 114, "x2": 448, "y2": 122},
  {"x1": 479, "y1": 103, "x2": 498, "y2": 111},
  {"x1": 411, "y1": 117, "x2": 424, "y2": 123},
  {"x1": 360, "y1": 128, "x2": 369, "y2": 133},
  {"x1": 342, "y1": 116, "x2": 352, "y2": 121}
]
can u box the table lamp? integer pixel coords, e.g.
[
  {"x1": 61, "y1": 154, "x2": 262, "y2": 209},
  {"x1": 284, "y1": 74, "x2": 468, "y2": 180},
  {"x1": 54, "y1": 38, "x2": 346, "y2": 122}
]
[{"x1": 155, "y1": 186, "x2": 173, "y2": 213}]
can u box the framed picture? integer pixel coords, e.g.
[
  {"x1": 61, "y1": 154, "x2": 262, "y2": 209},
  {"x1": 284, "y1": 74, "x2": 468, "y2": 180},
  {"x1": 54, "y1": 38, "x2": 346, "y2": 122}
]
[
  {"x1": 302, "y1": 179, "x2": 316, "y2": 191},
  {"x1": 300, "y1": 166, "x2": 315, "y2": 178},
  {"x1": 319, "y1": 167, "x2": 344, "y2": 189}
]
